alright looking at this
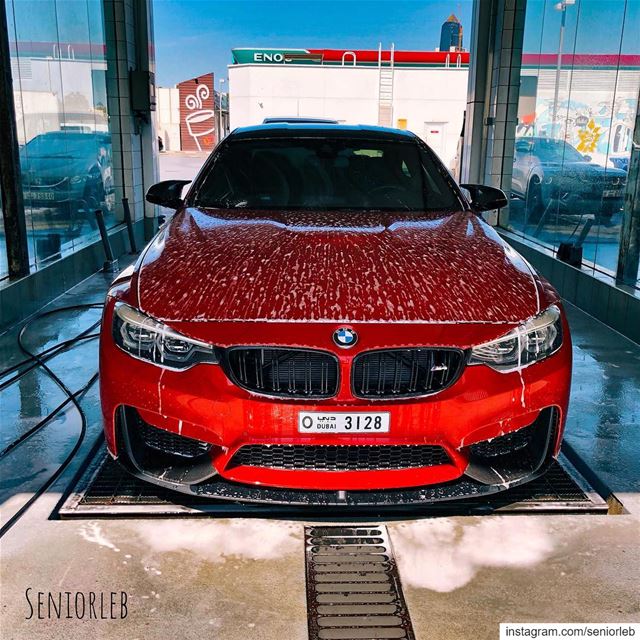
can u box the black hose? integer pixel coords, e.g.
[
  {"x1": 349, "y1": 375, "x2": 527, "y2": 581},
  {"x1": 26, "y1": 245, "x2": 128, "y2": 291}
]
[{"x1": 0, "y1": 303, "x2": 104, "y2": 538}]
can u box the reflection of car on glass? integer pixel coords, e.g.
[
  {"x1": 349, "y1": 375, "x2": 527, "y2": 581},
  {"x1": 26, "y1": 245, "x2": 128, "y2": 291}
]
[
  {"x1": 20, "y1": 131, "x2": 113, "y2": 227},
  {"x1": 100, "y1": 123, "x2": 571, "y2": 506},
  {"x1": 511, "y1": 137, "x2": 626, "y2": 223},
  {"x1": 609, "y1": 156, "x2": 629, "y2": 173}
]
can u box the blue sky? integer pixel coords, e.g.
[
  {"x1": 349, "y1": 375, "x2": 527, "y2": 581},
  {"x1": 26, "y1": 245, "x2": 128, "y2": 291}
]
[
  {"x1": 152, "y1": 0, "x2": 474, "y2": 86},
  {"x1": 152, "y1": 0, "x2": 639, "y2": 87}
]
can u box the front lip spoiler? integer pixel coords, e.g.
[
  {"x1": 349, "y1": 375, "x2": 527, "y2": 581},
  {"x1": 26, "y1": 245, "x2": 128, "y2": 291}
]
[
  {"x1": 116, "y1": 453, "x2": 554, "y2": 506},
  {"x1": 114, "y1": 407, "x2": 559, "y2": 507}
]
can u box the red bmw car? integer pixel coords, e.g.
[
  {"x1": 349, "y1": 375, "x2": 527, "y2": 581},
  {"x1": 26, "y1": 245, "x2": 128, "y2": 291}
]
[{"x1": 99, "y1": 124, "x2": 571, "y2": 506}]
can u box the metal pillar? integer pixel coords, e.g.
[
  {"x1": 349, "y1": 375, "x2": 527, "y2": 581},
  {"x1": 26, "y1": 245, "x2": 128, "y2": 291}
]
[
  {"x1": 104, "y1": 0, "x2": 159, "y2": 246},
  {"x1": 460, "y1": 0, "x2": 493, "y2": 184},
  {"x1": 462, "y1": 0, "x2": 527, "y2": 227},
  {"x1": 616, "y1": 88, "x2": 640, "y2": 286},
  {"x1": 134, "y1": 0, "x2": 159, "y2": 227},
  {"x1": 0, "y1": 0, "x2": 29, "y2": 279}
]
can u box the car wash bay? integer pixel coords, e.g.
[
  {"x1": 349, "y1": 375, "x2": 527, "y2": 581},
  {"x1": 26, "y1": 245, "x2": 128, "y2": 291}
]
[{"x1": 1, "y1": 227, "x2": 639, "y2": 639}]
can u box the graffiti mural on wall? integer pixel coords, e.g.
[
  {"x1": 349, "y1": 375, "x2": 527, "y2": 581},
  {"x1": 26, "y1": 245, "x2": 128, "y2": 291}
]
[
  {"x1": 518, "y1": 97, "x2": 636, "y2": 171},
  {"x1": 516, "y1": 67, "x2": 638, "y2": 172},
  {"x1": 178, "y1": 73, "x2": 216, "y2": 152}
]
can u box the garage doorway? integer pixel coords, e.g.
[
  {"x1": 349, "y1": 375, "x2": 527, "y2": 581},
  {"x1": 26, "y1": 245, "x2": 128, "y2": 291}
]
[{"x1": 424, "y1": 121, "x2": 447, "y2": 161}]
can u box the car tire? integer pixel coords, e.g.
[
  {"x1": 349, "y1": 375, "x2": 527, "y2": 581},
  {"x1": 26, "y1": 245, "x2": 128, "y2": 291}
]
[{"x1": 525, "y1": 177, "x2": 544, "y2": 224}]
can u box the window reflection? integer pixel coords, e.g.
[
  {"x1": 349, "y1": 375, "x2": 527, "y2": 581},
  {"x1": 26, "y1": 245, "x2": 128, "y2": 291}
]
[
  {"x1": 5, "y1": 0, "x2": 115, "y2": 272},
  {"x1": 507, "y1": 0, "x2": 640, "y2": 286},
  {"x1": 0, "y1": 189, "x2": 6, "y2": 279}
]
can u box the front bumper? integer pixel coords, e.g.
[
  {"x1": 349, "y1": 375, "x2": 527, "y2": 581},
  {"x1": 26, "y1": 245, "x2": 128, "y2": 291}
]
[
  {"x1": 113, "y1": 406, "x2": 559, "y2": 506},
  {"x1": 100, "y1": 295, "x2": 572, "y2": 500},
  {"x1": 23, "y1": 180, "x2": 85, "y2": 206},
  {"x1": 541, "y1": 183, "x2": 624, "y2": 217}
]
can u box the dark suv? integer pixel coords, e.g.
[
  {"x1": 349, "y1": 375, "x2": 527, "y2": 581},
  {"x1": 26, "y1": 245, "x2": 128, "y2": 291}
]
[{"x1": 511, "y1": 137, "x2": 626, "y2": 223}]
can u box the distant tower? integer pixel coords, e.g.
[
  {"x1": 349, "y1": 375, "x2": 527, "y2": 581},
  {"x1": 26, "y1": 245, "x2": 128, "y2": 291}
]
[{"x1": 439, "y1": 14, "x2": 463, "y2": 52}]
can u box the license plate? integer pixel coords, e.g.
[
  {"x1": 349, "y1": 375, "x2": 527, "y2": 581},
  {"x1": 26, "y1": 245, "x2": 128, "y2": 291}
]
[
  {"x1": 298, "y1": 411, "x2": 390, "y2": 433},
  {"x1": 603, "y1": 189, "x2": 623, "y2": 198},
  {"x1": 24, "y1": 191, "x2": 56, "y2": 201}
]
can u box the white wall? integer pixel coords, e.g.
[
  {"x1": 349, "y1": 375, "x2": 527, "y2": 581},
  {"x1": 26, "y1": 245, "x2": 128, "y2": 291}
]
[
  {"x1": 392, "y1": 68, "x2": 467, "y2": 167},
  {"x1": 229, "y1": 65, "x2": 379, "y2": 127},
  {"x1": 12, "y1": 58, "x2": 109, "y2": 143},
  {"x1": 228, "y1": 64, "x2": 468, "y2": 168},
  {"x1": 156, "y1": 86, "x2": 181, "y2": 151}
]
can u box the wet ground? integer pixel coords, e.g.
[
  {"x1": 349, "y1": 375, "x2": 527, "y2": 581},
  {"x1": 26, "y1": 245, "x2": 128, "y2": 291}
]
[{"x1": 0, "y1": 152, "x2": 638, "y2": 637}]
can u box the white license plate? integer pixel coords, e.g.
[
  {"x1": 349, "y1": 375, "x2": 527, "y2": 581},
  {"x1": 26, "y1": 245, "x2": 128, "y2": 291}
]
[
  {"x1": 25, "y1": 191, "x2": 56, "y2": 201},
  {"x1": 298, "y1": 412, "x2": 390, "y2": 433},
  {"x1": 603, "y1": 189, "x2": 623, "y2": 198}
]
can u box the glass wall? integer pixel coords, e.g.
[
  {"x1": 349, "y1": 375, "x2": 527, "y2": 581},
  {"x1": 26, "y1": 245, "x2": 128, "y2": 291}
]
[
  {"x1": 506, "y1": 0, "x2": 640, "y2": 286},
  {"x1": 4, "y1": 0, "x2": 115, "y2": 273},
  {"x1": 0, "y1": 191, "x2": 6, "y2": 279}
]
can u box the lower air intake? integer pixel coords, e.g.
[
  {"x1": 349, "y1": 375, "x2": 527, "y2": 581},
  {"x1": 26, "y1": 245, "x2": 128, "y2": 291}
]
[
  {"x1": 135, "y1": 414, "x2": 211, "y2": 458},
  {"x1": 469, "y1": 424, "x2": 533, "y2": 458},
  {"x1": 227, "y1": 444, "x2": 451, "y2": 471}
]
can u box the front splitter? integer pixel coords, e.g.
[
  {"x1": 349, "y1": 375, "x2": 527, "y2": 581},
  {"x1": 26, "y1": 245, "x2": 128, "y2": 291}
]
[{"x1": 56, "y1": 442, "x2": 607, "y2": 517}]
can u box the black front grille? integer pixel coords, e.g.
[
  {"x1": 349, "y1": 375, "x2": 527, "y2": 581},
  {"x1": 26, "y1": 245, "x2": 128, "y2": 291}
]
[
  {"x1": 137, "y1": 418, "x2": 211, "y2": 458},
  {"x1": 227, "y1": 444, "x2": 451, "y2": 471},
  {"x1": 225, "y1": 347, "x2": 339, "y2": 398},
  {"x1": 352, "y1": 348, "x2": 465, "y2": 398}
]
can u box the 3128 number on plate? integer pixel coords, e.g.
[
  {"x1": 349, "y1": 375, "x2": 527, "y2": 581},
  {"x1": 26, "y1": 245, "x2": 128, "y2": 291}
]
[{"x1": 298, "y1": 412, "x2": 390, "y2": 433}]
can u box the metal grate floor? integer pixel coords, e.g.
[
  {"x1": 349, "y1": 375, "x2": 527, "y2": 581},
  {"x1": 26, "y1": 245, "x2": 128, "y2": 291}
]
[
  {"x1": 305, "y1": 525, "x2": 415, "y2": 640},
  {"x1": 56, "y1": 445, "x2": 608, "y2": 518}
]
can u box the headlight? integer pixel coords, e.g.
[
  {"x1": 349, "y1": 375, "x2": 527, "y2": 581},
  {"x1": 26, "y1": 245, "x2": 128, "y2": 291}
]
[
  {"x1": 469, "y1": 305, "x2": 562, "y2": 372},
  {"x1": 69, "y1": 175, "x2": 88, "y2": 185},
  {"x1": 112, "y1": 302, "x2": 219, "y2": 369}
]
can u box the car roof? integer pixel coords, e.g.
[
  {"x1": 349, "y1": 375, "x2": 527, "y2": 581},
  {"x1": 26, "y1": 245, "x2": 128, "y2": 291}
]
[
  {"x1": 230, "y1": 123, "x2": 417, "y2": 141},
  {"x1": 262, "y1": 117, "x2": 339, "y2": 124},
  {"x1": 34, "y1": 131, "x2": 110, "y2": 139}
]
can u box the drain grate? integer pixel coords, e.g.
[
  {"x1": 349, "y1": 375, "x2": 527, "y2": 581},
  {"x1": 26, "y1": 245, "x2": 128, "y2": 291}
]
[
  {"x1": 56, "y1": 445, "x2": 607, "y2": 518},
  {"x1": 305, "y1": 525, "x2": 415, "y2": 640}
]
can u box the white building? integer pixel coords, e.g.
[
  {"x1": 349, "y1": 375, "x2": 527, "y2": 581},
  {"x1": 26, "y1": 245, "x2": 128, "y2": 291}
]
[
  {"x1": 228, "y1": 47, "x2": 470, "y2": 169},
  {"x1": 156, "y1": 86, "x2": 181, "y2": 152}
]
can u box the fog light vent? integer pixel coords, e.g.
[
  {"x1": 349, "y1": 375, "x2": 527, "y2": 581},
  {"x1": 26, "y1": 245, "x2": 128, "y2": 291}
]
[
  {"x1": 469, "y1": 426, "x2": 532, "y2": 458},
  {"x1": 135, "y1": 415, "x2": 211, "y2": 458}
]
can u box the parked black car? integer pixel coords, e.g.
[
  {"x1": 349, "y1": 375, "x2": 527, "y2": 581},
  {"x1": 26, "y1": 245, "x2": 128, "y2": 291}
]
[
  {"x1": 511, "y1": 137, "x2": 626, "y2": 223},
  {"x1": 20, "y1": 131, "x2": 114, "y2": 230}
]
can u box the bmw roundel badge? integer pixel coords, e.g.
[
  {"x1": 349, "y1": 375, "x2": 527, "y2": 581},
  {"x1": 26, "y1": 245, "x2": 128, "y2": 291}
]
[{"x1": 333, "y1": 327, "x2": 357, "y2": 348}]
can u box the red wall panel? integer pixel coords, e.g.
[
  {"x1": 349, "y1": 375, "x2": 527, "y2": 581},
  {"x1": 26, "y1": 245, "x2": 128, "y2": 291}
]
[{"x1": 178, "y1": 73, "x2": 216, "y2": 152}]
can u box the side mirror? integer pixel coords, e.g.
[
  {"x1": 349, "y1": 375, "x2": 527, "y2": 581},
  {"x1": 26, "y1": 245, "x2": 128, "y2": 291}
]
[
  {"x1": 460, "y1": 184, "x2": 508, "y2": 212},
  {"x1": 145, "y1": 180, "x2": 191, "y2": 210},
  {"x1": 583, "y1": 154, "x2": 592, "y2": 162}
]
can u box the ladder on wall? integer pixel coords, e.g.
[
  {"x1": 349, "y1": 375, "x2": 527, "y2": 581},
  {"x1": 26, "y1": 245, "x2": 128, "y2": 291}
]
[{"x1": 377, "y1": 43, "x2": 395, "y2": 127}]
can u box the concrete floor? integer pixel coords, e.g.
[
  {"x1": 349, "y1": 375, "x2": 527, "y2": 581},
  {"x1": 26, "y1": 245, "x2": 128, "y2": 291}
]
[
  {"x1": 158, "y1": 150, "x2": 208, "y2": 182},
  {"x1": 1, "y1": 153, "x2": 639, "y2": 637}
]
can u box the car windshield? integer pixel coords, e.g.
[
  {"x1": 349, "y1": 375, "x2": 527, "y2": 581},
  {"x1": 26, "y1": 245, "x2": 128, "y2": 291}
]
[
  {"x1": 22, "y1": 134, "x2": 105, "y2": 158},
  {"x1": 192, "y1": 137, "x2": 460, "y2": 211},
  {"x1": 534, "y1": 139, "x2": 585, "y2": 163}
]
